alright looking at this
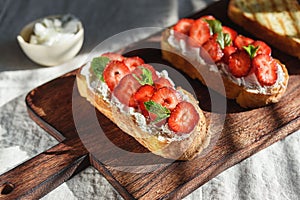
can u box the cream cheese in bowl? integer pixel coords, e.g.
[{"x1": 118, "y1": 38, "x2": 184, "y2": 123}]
[
  {"x1": 29, "y1": 15, "x2": 80, "y2": 46},
  {"x1": 17, "y1": 14, "x2": 84, "y2": 66}
]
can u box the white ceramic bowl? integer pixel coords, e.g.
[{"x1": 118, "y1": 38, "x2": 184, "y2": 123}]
[{"x1": 17, "y1": 15, "x2": 84, "y2": 66}]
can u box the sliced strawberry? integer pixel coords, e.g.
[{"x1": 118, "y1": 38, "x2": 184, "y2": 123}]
[
  {"x1": 222, "y1": 46, "x2": 237, "y2": 64},
  {"x1": 150, "y1": 87, "x2": 180, "y2": 110},
  {"x1": 168, "y1": 101, "x2": 199, "y2": 134},
  {"x1": 124, "y1": 56, "x2": 145, "y2": 71},
  {"x1": 101, "y1": 52, "x2": 124, "y2": 61},
  {"x1": 234, "y1": 35, "x2": 254, "y2": 50},
  {"x1": 140, "y1": 102, "x2": 151, "y2": 118},
  {"x1": 133, "y1": 85, "x2": 156, "y2": 116},
  {"x1": 222, "y1": 26, "x2": 237, "y2": 44},
  {"x1": 148, "y1": 112, "x2": 167, "y2": 127},
  {"x1": 173, "y1": 18, "x2": 194, "y2": 35},
  {"x1": 113, "y1": 74, "x2": 141, "y2": 106},
  {"x1": 252, "y1": 54, "x2": 277, "y2": 86},
  {"x1": 154, "y1": 77, "x2": 174, "y2": 89},
  {"x1": 201, "y1": 38, "x2": 224, "y2": 62},
  {"x1": 189, "y1": 18, "x2": 211, "y2": 46},
  {"x1": 132, "y1": 64, "x2": 159, "y2": 82},
  {"x1": 133, "y1": 85, "x2": 155, "y2": 104},
  {"x1": 252, "y1": 41, "x2": 272, "y2": 56},
  {"x1": 228, "y1": 50, "x2": 251, "y2": 78},
  {"x1": 103, "y1": 61, "x2": 130, "y2": 91}
]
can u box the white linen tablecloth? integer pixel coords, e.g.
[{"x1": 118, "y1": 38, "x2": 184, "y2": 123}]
[{"x1": 0, "y1": 0, "x2": 299, "y2": 199}]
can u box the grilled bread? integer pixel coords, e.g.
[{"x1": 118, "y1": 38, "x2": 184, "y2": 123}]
[
  {"x1": 161, "y1": 15, "x2": 289, "y2": 108},
  {"x1": 228, "y1": 0, "x2": 300, "y2": 58},
  {"x1": 76, "y1": 53, "x2": 209, "y2": 160}
]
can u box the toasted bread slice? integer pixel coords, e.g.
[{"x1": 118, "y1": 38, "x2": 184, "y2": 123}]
[
  {"x1": 161, "y1": 29, "x2": 289, "y2": 108},
  {"x1": 76, "y1": 64, "x2": 209, "y2": 160},
  {"x1": 228, "y1": 0, "x2": 300, "y2": 58}
]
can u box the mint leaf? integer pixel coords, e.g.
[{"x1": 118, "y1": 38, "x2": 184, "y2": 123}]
[
  {"x1": 133, "y1": 66, "x2": 153, "y2": 85},
  {"x1": 243, "y1": 45, "x2": 259, "y2": 59},
  {"x1": 224, "y1": 33, "x2": 232, "y2": 47},
  {"x1": 144, "y1": 100, "x2": 171, "y2": 123},
  {"x1": 204, "y1": 19, "x2": 222, "y2": 35},
  {"x1": 91, "y1": 56, "x2": 110, "y2": 81},
  {"x1": 217, "y1": 32, "x2": 232, "y2": 49},
  {"x1": 217, "y1": 32, "x2": 225, "y2": 49},
  {"x1": 204, "y1": 19, "x2": 231, "y2": 49}
]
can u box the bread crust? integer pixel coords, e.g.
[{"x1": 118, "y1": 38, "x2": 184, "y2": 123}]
[
  {"x1": 228, "y1": 0, "x2": 300, "y2": 59},
  {"x1": 76, "y1": 66, "x2": 210, "y2": 160},
  {"x1": 161, "y1": 29, "x2": 289, "y2": 108}
]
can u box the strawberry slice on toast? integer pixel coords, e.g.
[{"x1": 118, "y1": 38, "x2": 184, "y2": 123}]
[
  {"x1": 253, "y1": 54, "x2": 277, "y2": 86},
  {"x1": 103, "y1": 61, "x2": 130, "y2": 91},
  {"x1": 113, "y1": 74, "x2": 141, "y2": 106},
  {"x1": 150, "y1": 87, "x2": 180, "y2": 111},
  {"x1": 228, "y1": 50, "x2": 251, "y2": 78},
  {"x1": 189, "y1": 18, "x2": 211, "y2": 46},
  {"x1": 168, "y1": 101, "x2": 200, "y2": 134},
  {"x1": 173, "y1": 18, "x2": 194, "y2": 35},
  {"x1": 124, "y1": 56, "x2": 145, "y2": 71}
]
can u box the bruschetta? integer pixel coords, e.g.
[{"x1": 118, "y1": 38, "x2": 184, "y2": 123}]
[
  {"x1": 161, "y1": 16, "x2": 289, "y2": 108},
  {"x1": 76, "y1": 53, "x2": 209, "y2": 160}
]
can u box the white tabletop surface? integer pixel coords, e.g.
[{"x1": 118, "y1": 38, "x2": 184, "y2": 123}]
[{"x1": 0, "y1": 0, "x2": 299, "y2": 199}]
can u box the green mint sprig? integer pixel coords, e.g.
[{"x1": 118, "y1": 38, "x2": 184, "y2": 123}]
[
  {"x1": 144, "y1": 100, "x2": 171, "y2": 123},
  {"x1": 133, "y1": 66, "x2": 153, "y2": 85},
  {"x1": 91, "y1": 56, "x2": 110, "y2": 82},
  {"x1": 243, "y1": 45, "x2": 259, "y2": 59},
  {"x1": 204, "y1": 19, "x2": 222, "y2": 35},
  {"x1": 203, "y1": 19, "x2": 232, "y2": 49}
]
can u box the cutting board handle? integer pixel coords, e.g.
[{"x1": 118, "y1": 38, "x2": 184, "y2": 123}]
[{"x1": 0, "y1": 138, "x2": 89, "y2": 199}]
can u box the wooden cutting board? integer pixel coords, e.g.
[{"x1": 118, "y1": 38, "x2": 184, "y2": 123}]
[{"x1": 1, "y1": 0, "x2": 300, "y2": 199}]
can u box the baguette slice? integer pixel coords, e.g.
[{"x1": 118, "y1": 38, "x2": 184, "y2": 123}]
[
  {"x1": 228, "y1": 0, "x2": 300, "y2": 58},
  {"x1": 161, "y1": 29, "x2": 289, "y2": 108},
  {"x1": 76, "y1": 64, "x2": 209, "y2": 160}
]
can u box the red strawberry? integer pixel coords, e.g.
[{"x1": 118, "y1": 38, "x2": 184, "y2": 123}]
[
  {"x1": 147, "y1": 112, "x2": 167, "y2": 126},
  {"x1": 252, "y1": 41, "x2": 272, "y2": 56},
  {"x1": 168, "y1": 101, "x2": 199, "y2": 134},
  {"x1": 133, "y1": 85, "x2": 155, "y2": 104},
  {"x1": 132, "y1": 64, "x2": 159, "y2": 81},
  {"x1": 228, "y1": 50, "x2": 251, "y2": 77},
  {"x1": 189, "y1": 18, "x2": 211, "y2": 46},
  {"x1": 252, "y1": 54, "x2": 277, "y2": 86},
  {"x1": 234, "y1": 35, "x2": 254, "y2": 50},
  {"x1": 150, "y1": 87, "x2": 180, "y2": 110},
  {"x1": 154, "y1": 77, "x2": 174, "y2": 89},
  {"x1": 103, "y1": 61, "x2": 130, "y2": 91},
  {"x1": 222, "y1": 46, "x2": 237, "y2": 64},
  {"x1": 101, "y1": 52, "x2": 124, "y2": 61},
  {"x1": 173, "y1": 18, "x2": 194, "y2": 35},
  {"x1": 139, "y1": 102, "x2": 151, "y2": 118},
  {"x1": 133, "y1": 85, "x2": 156, "y2": 116},
  {"x1": 113, "y1": 74, "x2": 141, "y2": 106},
  {"x1": 124, "y1": 56, "x2": 145, "y2": 71},
  {"x1": 222, "y1": 26, "x2": 237, "y2": 44},
  {"x1": 201, "y1": 38, "x2": 224, "y2": 62}
]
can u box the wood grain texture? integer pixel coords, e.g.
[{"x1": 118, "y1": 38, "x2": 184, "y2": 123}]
[
  {"x1": 0, "y1": 138, "x2": 89, "y2": 200},
  {"x1": 0, "y1": 0, "x2": 299, "y2": 199}
]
